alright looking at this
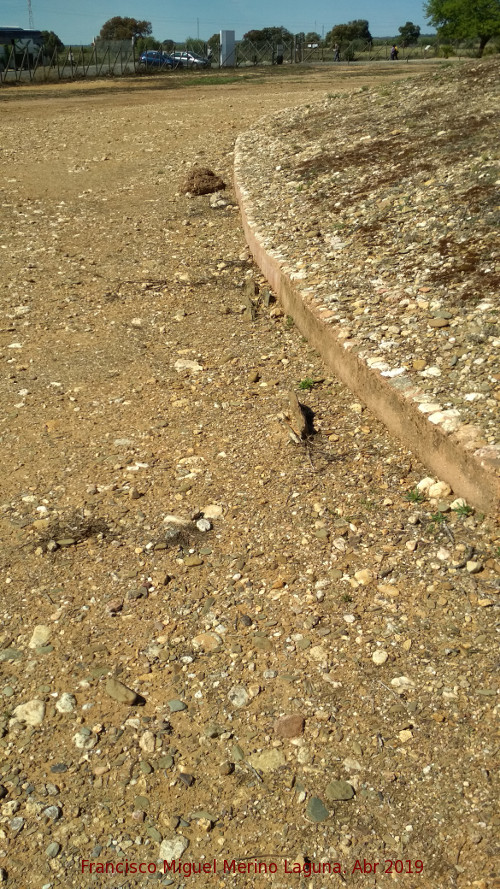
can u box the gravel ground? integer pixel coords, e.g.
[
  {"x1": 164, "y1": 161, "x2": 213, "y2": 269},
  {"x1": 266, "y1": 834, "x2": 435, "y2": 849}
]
[
  {"x1": 235, "y1": 59, "x2": 500, "y2": 472},
  {"x1": 0, "y1": 65, "x2": 498, "y2": 889}
]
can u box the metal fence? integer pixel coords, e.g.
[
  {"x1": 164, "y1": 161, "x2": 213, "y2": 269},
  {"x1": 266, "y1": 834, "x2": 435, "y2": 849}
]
[
  {"x1": 0, "y1": 39, "x2": 493, "y2": 84},
  {"x1": 0, "y1": 43, "x2": 137, "y2": 83}
]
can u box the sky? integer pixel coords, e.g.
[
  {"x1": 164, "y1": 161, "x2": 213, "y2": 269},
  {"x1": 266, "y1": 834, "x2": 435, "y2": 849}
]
[{"x1": 2, "y1": 0, "x2": 433, "y2": 45}]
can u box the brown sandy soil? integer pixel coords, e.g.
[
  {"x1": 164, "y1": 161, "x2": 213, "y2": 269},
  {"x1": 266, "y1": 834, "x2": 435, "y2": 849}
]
[{"x1": 0, "y1": 65, "x2": 498, "y2": 888}]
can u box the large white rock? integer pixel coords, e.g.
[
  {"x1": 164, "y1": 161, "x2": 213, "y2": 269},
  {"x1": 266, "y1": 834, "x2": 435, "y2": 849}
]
[
  {"x1": 139, "y1": 730, "x2": 156, "y2": 754},
  {"x1": 158, "y1": 835, "x2": 189, "y2": 863},
  {"x1": 28, "y1": 625, "x2": 51, "y2": 649},
  {"x1": 174, "y1": 359, "x2": 203, "y2": 373},
  {"x1": 248, "y1": 749, "x2": 286, "y2": 772},
  {"x1": 202, "y1": 504, "x2": 223, "y2": 520},
  {"x1": 416, "y1": 477, "x2": 436, "y2": 495},
  {"x1": 428, "y1": 481, "x2": 452, "y2": 499},
  {"x1": 11, "y1": 700, "x2": 45, "y2": 726}
]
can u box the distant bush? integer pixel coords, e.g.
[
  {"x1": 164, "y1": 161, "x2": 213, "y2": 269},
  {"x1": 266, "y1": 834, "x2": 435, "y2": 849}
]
[{"x1": 439, "y1": 44, "x2": 456, "y2": 57}]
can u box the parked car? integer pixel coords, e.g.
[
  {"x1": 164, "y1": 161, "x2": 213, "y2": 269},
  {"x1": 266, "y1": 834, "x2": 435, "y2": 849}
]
[
  {"x1": 139, "y1": 50, "x2": 174, "y2": 68},
  {"x1": 171, "y1": 51, "x2": 211, "y2": 68}
]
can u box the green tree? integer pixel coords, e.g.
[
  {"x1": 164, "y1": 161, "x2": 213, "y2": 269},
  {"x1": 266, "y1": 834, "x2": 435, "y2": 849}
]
[
  {"x1": 305, "y1": 31, "x2": 321, "y2": 45},
  {"x1": 185, "y1": 37, "x2": 206, "y2": 54},
  {"x1": 425, "y1": 0, "x2": 500, "y2": 55},
  {"x1": 99, "y1": 17, "x2": 152, "y2": 40},
  {"x1": 41, "y1": 30, "x2": 64, "y2": 55},
  {"x1": 243, "y1": 26, "x2": 291, "y2": 42},
  {"x1": 398, "y1": 21, "x2": 421, "y2": 45},
  {"x1": 325, "y1": 19, "x2": 372, "y2": 46},
  {"x1": 207, "y1": 33, "x2": 221, "y2": 55},
  {"x1": 135, "y1": 36, "x2": 160, "y2": 54},
  {"x1": 161, "y1": 39, "x2": 175, "y2": 52}
]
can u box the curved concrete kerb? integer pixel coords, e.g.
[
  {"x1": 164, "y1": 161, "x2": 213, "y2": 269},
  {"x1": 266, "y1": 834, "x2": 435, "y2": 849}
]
[{"x1": 234, "y1": 134, "x2": 500, "y2": 516}]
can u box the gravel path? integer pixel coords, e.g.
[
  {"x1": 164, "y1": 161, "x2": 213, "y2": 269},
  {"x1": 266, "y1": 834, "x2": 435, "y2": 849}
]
[{"x1": 0, "y1": 66, "x2": 498, "y2": 888}]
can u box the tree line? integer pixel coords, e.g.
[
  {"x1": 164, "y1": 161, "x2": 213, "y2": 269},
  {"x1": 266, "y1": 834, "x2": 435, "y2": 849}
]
[{"x1": 40, "y1": 2, "x2": 500, "y2": 58}]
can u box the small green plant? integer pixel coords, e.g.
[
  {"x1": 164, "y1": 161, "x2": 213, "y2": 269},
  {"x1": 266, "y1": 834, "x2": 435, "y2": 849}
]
[
  {"x1": 298, "y1": 377, "x2": 315, "y2": 390},
  {"x1": 405, "y1": 488, "x2": 425, "y2": 503},
  {"x1": 453, "y1": 503, "x2": 473, "y2": 517},
  {"x1": 285, "y1": 315, "x2": 294, "y2": 328},
  {"x1": 429, "y1": 511, "x2": 446, "y2": 525},
  {"x1": 494, "y1": 546, "x2": 500, "y2": 559},
  {"x1": 341, "y1": 593, "x2": 353, "y2": 603}
]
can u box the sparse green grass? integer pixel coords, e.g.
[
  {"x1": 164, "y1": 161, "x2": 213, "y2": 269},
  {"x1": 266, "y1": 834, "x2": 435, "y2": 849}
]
[
  {"x1": 341, "y1": 593, "x2": 353, "y2": 603},
  {"x1": 453, "y1": 503, "x2": 473, "y2": 516},
  {"x1": 429, "y1": 511, "x2": 447, "y2": 525},
  {"x1": 405, "y1": 487, "x2": 425, "y2": 503},
  {"x1": 286, "y1": 315, "x2": 294, "y2": 328},
  {"x1": 298, "y1": 377, "x2": 315, "y2": 390},
  {"x1": 182, "y1": 74, "x2": 252, "y2": 86}
]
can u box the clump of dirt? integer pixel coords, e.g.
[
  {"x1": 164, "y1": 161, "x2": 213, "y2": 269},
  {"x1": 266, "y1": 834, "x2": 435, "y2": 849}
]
[{"x1": 181, "y1": 165, "x2": 226, "y2": 195}]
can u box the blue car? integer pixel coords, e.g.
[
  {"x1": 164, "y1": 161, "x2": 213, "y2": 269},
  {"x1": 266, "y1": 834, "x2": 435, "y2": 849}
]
[{"x1": 139, "y1": 51, "x2": 175, "y2": 69}]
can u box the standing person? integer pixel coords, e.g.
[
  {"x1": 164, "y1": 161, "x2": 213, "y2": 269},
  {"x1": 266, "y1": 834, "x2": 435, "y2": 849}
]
[
  {"x1": 390, "y1": 44, "x2": 399, "y2": 60},
  {"x1": 334, "y1": 43, "x2": 340, "y2": 61}
]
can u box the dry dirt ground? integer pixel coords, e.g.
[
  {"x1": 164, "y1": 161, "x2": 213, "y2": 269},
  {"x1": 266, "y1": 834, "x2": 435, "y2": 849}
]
[{"x1": 0, "y1": 66, "x2": 498, "y2": 889}]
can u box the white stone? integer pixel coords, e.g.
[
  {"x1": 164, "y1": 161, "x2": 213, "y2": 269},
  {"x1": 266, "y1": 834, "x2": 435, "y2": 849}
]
[
  {"x1": 28, "y1": 625, "x2": 51, "y2": 649},
  {"x1": 158, "y1": 836, "x2": 189, "y2": 862},
  {"x1": 55, "y1": 693, "x2": 76, "y2": 714},
  {"x1": 466, "y1": 561, "x2": 483, "y2": 574},
  {"x1": 163, "y1": 514, "x2": 190, "y2": 526},
  {"x1": 228, "y1": 685, "x2": 249, "y2": 708},
  {"x1": 418, "y1": 401, "x2": 441, "y2": 414},
  {"x1": 342, "y1": 757, "x2": 362, "y2": 771},
  {"x1": 399, "y1": 729, "x2": 413, "y2": 742},
  {"x1": 416, "y1": 477, "x2": 436, "y2": 495},
  {"x1": 391, "y1": 676, "x2": 415, "y2": 692},
  {"x1": 372, "y1": 650, "x2": 388, "y2": 665},
  {"x1": 440, "y1": 411, "x2": 461, "y2": 433},
  {"x1": 139, "y1": 730, "x2": 156, "y2": 754},
  {"x1": 248, "y1": 749, "x2": 286, "y2": 772},
  {"x1": 173, "y1": 359, "x2": 203, "y2": 373},
  {"x1": 354, "y1": 569, "x2": 374, "y2": 585},
  {"x1": 308, "y1": 645, "x2": 328, "y2": 666},
  {"x1": 202, "y1": 504, "x2": 223, "y2": 520},
  {"x1": 428, "y1": 481, "x2": 452, "y2": 499},
  {"x1": 436, "y1": 547, "x2": 450, "y2": 561},
  {"x1": 381, "y1": 367, "x2": 405, "y2": 378},
  {"x1": 73, "y1": 730, "x2": 97, "y2": 750},
  {"x1": 11, "y1": 700, "x2": 45, "y2": 726},
  {"x1": 196, "y1": 518, "x2": 211, "y2": 532}
]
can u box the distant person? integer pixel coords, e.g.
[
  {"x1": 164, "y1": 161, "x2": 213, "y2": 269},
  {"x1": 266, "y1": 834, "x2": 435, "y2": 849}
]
[
  {"x1": 334, "y1": 43, "x2": 340, "y2": 62},
  {"x1": 390, "y1": 44, "x2": 399, "y2": 60}
]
